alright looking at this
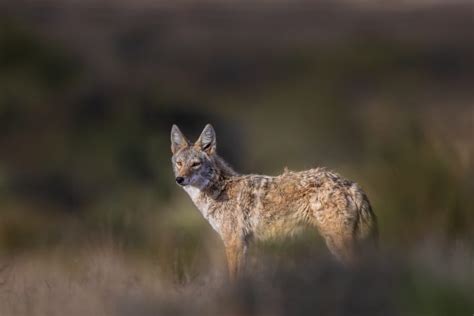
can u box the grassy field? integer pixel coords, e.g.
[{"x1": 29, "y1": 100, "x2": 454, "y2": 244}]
[
  {"x1": 0, "y1": 240, "x2": 472, "y2": 316},
  {"x1": 0, "y1": 1, "x2": 473, "y2": 315}
]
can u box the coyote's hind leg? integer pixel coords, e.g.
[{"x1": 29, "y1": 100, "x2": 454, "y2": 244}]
[{"x1": 323, "y1": 234, "x2": 358, "y2": 266}]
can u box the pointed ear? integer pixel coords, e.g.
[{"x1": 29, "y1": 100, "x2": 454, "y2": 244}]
[
  {"x1": 171, "y1": 125, "x2": 189, "y2": 154},
  {"x1": 195, "y1": 124, "x2": 216, "y2": 154}
]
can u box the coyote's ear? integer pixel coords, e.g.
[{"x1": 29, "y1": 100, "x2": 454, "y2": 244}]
[
  {"x1": 171, "y1": 125, "x2": 189, "y2": 154},
  {"x1": 195, "y1": 124, "x2": 216, "y2": 154}
]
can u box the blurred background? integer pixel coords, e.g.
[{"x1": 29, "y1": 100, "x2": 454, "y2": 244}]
[{"x1": 0, "y1": 1, "x2": 473, "y2": 315}]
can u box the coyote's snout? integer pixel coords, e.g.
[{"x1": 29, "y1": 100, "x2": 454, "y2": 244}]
[{"x1": 171, "y1": 124, "x2": 378, "y2": 280}]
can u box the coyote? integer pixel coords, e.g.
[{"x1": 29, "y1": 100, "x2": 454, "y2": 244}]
[{"x1": 171, "y1": 124, "x2": 378, "y2": 280}]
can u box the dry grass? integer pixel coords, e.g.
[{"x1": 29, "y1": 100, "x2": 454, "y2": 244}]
[
  {"x1": 0, "y1": 241, "x2": 472, "y2": 316},
  {"x1": 0, "y1": 246, "x2": 205, "y2": 316}
]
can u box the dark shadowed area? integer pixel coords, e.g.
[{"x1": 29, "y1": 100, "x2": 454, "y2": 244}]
[{"x1": 0, "y1": 1, "x2": 473, "y2": 315}]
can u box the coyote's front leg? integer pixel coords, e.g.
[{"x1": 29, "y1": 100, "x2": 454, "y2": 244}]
[{"x1": 224, "y1": 237, "x2": 247, "y2": 281}]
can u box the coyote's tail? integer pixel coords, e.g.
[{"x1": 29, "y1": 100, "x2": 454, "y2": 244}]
[{"x1": 355, "y1": 193, "x2": 379, "y2": 251}]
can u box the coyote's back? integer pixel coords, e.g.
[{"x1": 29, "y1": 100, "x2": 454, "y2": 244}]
[{"x1": 171, "y1": 124, "x2": 378, "y2": 280}]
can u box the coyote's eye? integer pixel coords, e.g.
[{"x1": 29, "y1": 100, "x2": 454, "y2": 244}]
[
  {"x1": 191, "y1": 161, "x2": 201, "y2": 169},
  {"x1": 176, "y1": 161, "x2": 183, "y2": 168}
]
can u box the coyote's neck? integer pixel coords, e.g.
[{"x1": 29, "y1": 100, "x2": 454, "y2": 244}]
[
  {"x1": 204, "y1": 154, "x2": 238, "y2": 199},
  {"x1": 213, "y1": 154, "x2": 239, "y2": 178},
  {"x1": 183, "y1": 155, "x2": 236, "y2": 230},
  {"x1": 184, "y1": 154, "x2": 237, "y2": 209}
]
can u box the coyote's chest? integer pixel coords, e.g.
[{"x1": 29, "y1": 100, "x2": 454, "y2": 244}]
[{"x1": 183, "y1": 186, "x2": 223, "y2": 233}]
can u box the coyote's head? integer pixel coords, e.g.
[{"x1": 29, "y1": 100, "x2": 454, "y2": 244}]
[{"x1": 170, "y1": 124, "x2": 220, "y2": 189}]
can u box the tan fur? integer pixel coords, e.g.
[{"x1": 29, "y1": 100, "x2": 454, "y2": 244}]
[{"x1": 171, "y1": 124, "x2": 378, "y2": 280}]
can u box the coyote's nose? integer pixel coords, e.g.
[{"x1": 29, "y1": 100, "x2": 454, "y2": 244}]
[{"x1": 175, "y1": 177, "x2": 185, "y2": 185}]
